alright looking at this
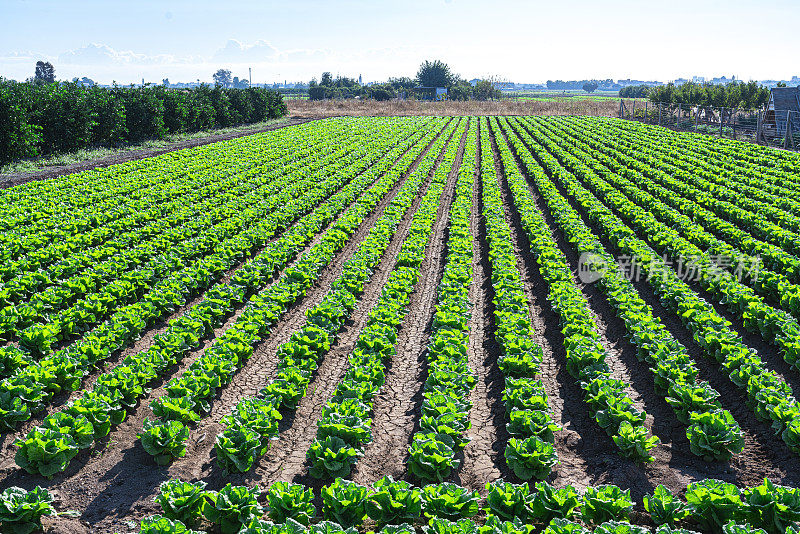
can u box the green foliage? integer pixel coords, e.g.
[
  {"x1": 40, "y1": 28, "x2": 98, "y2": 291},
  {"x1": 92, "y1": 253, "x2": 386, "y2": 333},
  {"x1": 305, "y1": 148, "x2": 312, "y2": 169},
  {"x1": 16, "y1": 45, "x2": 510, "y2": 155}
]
[
  {"x1": 685, "y1": 479, "x2": 743, "y2": 534},
  {"x1": 139, "y1": 515, "x2": 204, "y2": 534},
  {"x1": 205, "y1": 484, "x2": 263, "y2": 534},
  {"x1": 643, "y1": 485, "x2": 689, "y2": 526},
  {"x1": 140, "y1": 419, "x2": 190, "y2": 465},
  {"x1": 408, "y1": 432, "x2": 460, "y2": 482},
  {"x1": 366, "y1": 476, "x2": 422, "y2": 526},
  {"x1": 421, "y1": 483, "x2": 480, "y2": 520},
  {"x1": 686, "y1": 410, "x2": 745, "y2": 462},
  {"x1": 14, "y1": 427, "x2": 79, "y2": 477},
  {"x1": 542, "y1": 519, "x2": 590, "y2": 534},
  {"x1": 529, "y1": 482, "x2": 580, "y2": 523},
  {"x1": 307, "y1": 436, "x2": 361, "y2": 479},
  {"x1": 0, "y1": 486, "x2": 59, "y2": 534},
  {"x1": 321, "y1": 478, "x2": 371, "y2": 528},
  {"x1": 594, "y1": 521, "x2": 649, "y2": 534},
  {"x1": 0, "y1": 79, "x2": 286, "y2": 167},
  {"x1": 647, "y1": 81, "x2": 770, "y2": 109},
  {"x1": 266, "y1": 481, "x2": 316, "y2": 526},
  {"x1": 742, "y1": 478, "x2": 800, "y2": 534},
  {"x1": 477, "y1": 515, "x2": 535, "y2": 534},
  {"x1": 424, "y1": 518, "x2": 478, "y2": 534},
  {"x1": 416, "y1": 60, "x2": 455, "y2": 88},
  {"x1": 155, "y1": 479, "x2": 209, "y2": 527},
  {"x1": 485, "y1": 481, "x2": 533, "y2": 523},
  {"x1": 504, "y1": 436, "x2": 559, "y2": 480},
  {"x1": 580, "y1": 485, "x2": 633, "y2": 525}
]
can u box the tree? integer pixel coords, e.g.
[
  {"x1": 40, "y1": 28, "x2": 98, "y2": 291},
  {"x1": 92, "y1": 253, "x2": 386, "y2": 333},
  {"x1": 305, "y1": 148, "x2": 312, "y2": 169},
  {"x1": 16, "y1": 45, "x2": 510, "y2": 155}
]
[
  {"x1": 416, "y1": 60, "x2": 454, "y2": 88},
  {"x1": 34, "y1": 61, "x2": 55, "y2": 84},
  {"x1": 320, "y1": 72, "x2": 333, "y2": 86},
  {"x1": 449, "y1": 80, "x2": 473, "y2": 101},
  {"x1": 367, "y1": 84, "x2": 396, "y2": 101},
  {"x1": 474, "y1": 79, "x2": 501, "y2": 101},
  {"x1": 388, "y1": 77, "x2": 416, "y2": 90},
  {"x1": 582, "y1": 81, "x2": 598, "y2": 93},
  {"x1": 213, "y1": 69, "x2": 232, "y2": 88},
  {"x1": 162, "y1": 78, "x2": 170, "y2": 86}
]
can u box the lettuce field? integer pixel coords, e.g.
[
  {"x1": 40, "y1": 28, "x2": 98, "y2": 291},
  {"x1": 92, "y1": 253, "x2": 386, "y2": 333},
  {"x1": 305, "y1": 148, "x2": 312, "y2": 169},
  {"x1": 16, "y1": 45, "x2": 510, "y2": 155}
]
[{"x1": 2, "y1": 116, "x2": 800, "y2": 533}]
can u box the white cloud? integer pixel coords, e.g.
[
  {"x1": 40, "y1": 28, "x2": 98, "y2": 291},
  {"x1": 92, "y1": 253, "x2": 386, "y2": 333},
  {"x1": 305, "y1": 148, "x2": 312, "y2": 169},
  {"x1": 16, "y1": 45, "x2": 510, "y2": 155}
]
[
  {"x1": 58, "y1": 43, "x2": 203, "y2": 66},
  {"x1": 212, "y1": 39, "x2": 279, "y2": 62}
]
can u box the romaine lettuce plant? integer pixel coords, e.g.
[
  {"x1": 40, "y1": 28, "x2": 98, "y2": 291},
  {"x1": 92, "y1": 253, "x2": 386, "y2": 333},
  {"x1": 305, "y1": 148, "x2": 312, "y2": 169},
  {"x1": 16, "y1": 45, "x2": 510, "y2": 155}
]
[
  {"x1": 266, "y1": 481, "x2": 316, "y2": 526},
  {"x1": 421, "y1": 483, "x2": 480, "y2": 520},
  {"x1": 320, "y1": 478, "x2": 370, "y2": 528}
]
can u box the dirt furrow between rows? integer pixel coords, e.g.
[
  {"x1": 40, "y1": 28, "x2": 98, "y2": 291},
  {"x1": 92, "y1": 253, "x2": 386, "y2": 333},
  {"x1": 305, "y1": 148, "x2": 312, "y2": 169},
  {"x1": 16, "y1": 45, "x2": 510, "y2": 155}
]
[
  {"x1": 350, "y1": 123, "x2": 469, "y2": 486},
  {"x1": 458, "y1": 128, "x2": 506, "y2": 491}
]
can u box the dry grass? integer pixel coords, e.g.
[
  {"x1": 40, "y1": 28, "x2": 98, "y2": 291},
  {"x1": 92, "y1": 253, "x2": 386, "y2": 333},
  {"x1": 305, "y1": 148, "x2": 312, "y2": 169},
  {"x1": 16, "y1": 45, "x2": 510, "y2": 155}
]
[{"x1": 287, "y1": 98, "x2": 620, "y2": 118}]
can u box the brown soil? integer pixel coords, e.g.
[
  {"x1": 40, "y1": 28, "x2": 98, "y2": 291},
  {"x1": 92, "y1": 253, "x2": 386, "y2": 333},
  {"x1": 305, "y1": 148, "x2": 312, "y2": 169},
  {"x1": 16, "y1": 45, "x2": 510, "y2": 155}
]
[{"x1": 0, "y1": 118, "x2": 313, "y2": 190}]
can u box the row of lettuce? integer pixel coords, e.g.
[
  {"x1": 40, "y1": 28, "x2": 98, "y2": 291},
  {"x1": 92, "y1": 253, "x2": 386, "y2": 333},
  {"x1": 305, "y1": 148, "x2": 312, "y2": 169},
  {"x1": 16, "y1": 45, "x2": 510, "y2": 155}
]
[
  {"x1": 8, "y1": 118, "x2": 450, "y2": 477},
  {"x1": 0, "y1": 123, "x2": 345, "y2": 347},
  {"x1": 5, "y1": 476, "x2": 800, "y2": 534}
]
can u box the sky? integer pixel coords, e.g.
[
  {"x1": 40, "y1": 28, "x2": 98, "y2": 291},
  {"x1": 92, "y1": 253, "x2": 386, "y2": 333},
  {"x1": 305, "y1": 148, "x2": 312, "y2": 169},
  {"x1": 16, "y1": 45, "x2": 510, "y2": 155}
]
[{"x1": 1, "y1": 0, "x2": 798, "y2": 85}]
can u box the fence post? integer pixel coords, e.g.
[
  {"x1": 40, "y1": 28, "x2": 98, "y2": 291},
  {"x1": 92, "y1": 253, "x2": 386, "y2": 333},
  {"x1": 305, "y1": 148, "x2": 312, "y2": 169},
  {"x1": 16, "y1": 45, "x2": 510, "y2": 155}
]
[
  {"x1": 732, "y1": 108, "x2": 737, "y2": 140},
  {"x1": 658, "y1": 103, "x2": 662, "y2": 126},
  {"x1": 619, "y1": 100, "x2": 624, "y2": 119},
  {"x1": 631, "y1": 100, "x2": 636, "y2": 121},
  {"x1": 785, "y1": 113, "x2": 793, "y2": 150},
  {"x1": 677, "y1": 103, "x2": 682, "y2": 129},
  {"x1": 644, "y1": 101, "x2": 648, "y2": 123},
  {"x1": 720, "y1": 107, "x2": 724, "y2": 137},
  {"x1": 695, "y1": 106, "x2": 699, "y2": 131},
  {"x1": 756, "y1": 111, "x2": 763, "y2": 145}
]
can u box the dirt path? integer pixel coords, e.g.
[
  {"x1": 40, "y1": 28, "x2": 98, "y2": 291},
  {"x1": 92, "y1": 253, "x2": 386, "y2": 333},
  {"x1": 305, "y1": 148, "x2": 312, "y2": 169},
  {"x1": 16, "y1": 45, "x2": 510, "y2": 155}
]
[
  {"x1": 350, "y1": 123, "x2": 468, "y2": 486},
  {"x1": 0, "y1": 118, "x2": 314, "y2": 190}
]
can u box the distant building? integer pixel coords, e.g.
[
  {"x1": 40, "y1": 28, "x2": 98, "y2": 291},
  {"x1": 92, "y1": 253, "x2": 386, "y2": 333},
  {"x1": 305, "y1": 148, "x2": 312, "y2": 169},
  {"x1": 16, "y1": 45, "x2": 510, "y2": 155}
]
[{"x1": 764, "y1": 86, "x2": 800, "y2": 136}]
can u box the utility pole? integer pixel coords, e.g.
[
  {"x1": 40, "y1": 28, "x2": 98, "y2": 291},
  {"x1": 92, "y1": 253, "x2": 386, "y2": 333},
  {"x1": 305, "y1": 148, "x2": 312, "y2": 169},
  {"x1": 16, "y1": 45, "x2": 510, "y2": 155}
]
[{"x1": 249, "y1": 67, "x2": 252, "y2": 87}]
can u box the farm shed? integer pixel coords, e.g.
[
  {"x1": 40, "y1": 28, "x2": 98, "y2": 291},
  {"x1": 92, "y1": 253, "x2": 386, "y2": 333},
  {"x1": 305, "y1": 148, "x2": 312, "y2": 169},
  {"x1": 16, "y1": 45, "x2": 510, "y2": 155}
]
[{"x1": 764, "y1": 86, "x2": 800, "y2": 135}]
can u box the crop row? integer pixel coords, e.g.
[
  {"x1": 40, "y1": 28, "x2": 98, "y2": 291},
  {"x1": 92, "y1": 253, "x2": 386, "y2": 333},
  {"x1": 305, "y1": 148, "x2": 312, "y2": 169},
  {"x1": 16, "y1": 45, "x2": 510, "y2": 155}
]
[{"x1": 406, "y1": 119, "x2": 478, "y2": 483}]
